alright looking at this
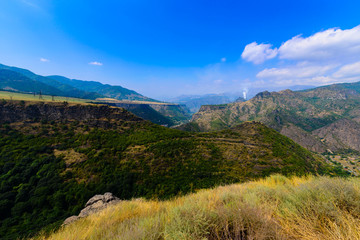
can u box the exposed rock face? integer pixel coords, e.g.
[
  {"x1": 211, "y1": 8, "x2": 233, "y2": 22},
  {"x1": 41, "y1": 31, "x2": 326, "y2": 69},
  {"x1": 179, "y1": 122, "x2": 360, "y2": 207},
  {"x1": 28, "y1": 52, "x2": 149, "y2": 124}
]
[
  {"x1": 312, "y1": 119, "x2": 360, "y2": 152},
  {"x1": 0, "y1": 101, "x2": 142, "y2": 127},
  {"x1": 280, "y1": 123, "x2": 327, "y2": 153},
  {"x1": 63, "y1": 192, "x2": 120, "y2": 225}
]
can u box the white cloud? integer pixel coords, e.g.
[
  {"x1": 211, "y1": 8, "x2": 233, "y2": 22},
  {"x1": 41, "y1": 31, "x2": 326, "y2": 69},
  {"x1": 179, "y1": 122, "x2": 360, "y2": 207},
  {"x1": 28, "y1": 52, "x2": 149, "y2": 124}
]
[
  {"x1": 333, "y1": 61, "x2": 360, "y2": 78},
  {"x1": 278, "y1": 26, "x2": 360, "y2": 61},
  {"x1": 255, "y1": 62, "x2": 344, "y2": 86},
  {"x1": 241, "y1": 42, "x2": 278, "y2": 64},
  {"x1": 257, "y1": 64, "x2": 336, "y2": 80},
  {"x1": 243, "y1": 25, "x2": 360, "y2": 64},
  {"x1": 89, "y1": 61, "x2": 103, "y2": 66},
  {"x1": 243, "y1": 25, "x2": 360, "y2": 87},
  {"x1": 221, "y1": 57, "x2": 227, "y2": 62},
  {"x1": 40, "y1": 58, "x2": 49, "y2": 62},
  {"x1": 214, "y1": 79, "x2": 223, "y2": 84}
]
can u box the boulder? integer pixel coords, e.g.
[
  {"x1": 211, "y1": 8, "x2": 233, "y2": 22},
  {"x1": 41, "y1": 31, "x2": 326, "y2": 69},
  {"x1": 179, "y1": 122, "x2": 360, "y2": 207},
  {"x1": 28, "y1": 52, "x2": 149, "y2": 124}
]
[
  {"x1": 79, "y1": 192, "x2": 120, "y2": 218},
  {"x1": 63, "y1": 215, "x2": 79, "y2": 225},
  {"x1": 63, "y1": 192, "x2": 120, "y2": 225}
]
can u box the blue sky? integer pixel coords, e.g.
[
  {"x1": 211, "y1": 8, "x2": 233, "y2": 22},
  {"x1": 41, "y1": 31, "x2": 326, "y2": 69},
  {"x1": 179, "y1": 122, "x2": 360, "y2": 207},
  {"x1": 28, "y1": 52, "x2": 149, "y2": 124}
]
[{"x1": 1, "y1": 0, "x2": 360, "y2": 99}]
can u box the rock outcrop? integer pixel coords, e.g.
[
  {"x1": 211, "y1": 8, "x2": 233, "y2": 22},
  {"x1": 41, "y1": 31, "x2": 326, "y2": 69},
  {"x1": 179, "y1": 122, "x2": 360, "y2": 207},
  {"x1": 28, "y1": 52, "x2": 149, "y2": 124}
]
[
  {"x1": 0, "y1": 101, "x2": 142, "y2": 126},
  {"x1": 63, "y1": 192, "x2": 120, "y2": 225}
]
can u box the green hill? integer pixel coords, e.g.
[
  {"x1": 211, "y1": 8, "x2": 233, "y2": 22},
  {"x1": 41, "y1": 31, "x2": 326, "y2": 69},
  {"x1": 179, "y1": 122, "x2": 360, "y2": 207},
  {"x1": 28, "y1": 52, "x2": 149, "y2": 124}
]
[
  {"x1": 0, "y1": 69, "x2": 65, "y2": 96},
  {"x1": 0, "y1": 64, "x2": 101, "y2": 99},
  {"x1": 0, "y1": 63, "x2": 158, "y2": 101},
  {"x1": 48, "y1": 75, "x2": 156, "y2": 102},
  {"x1": 0, "y1": 101, "x2": 344, "y2": 239}
]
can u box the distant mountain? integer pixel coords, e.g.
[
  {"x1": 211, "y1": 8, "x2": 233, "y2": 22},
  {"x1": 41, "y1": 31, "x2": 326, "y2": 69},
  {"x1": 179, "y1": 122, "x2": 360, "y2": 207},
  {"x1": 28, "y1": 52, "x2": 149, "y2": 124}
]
[
  {"x1": 243, "y1": 85, "x2": 316, "y2": 100},
  {"x1": 0, "y1": 64, "x2": 101, "y2": 99},
  {"x1": 0, "y1": 69, "x2": 65, "y2": 96},
  {"x1": 48, "y1": 75, "x2": 155, "y2": 102},
  {"x1": 181, "y1": 82, "x2": 360, "y2": 153},
  {"x1": 168, "y1": 87, "x2": 315, "y2": 114},
  {"x1": 0, "y1": 63, "x2": 156, "y2": 101},
  {"x1": 168, "y1": 93, "x2": 242, "y2": 113}
]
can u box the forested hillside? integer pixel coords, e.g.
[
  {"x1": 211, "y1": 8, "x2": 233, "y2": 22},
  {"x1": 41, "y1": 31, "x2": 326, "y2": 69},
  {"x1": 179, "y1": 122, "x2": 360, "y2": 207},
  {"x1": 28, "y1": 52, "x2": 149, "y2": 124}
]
[{"x1": 0, "y1": 101, "x2": 345, "y2": 239}]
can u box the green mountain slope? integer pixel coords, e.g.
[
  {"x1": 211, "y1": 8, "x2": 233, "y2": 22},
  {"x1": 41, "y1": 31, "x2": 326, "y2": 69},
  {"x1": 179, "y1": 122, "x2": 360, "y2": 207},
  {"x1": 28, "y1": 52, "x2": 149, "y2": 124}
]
[
  {"x1": 103, "y1": 102, "x2": 176, "y2": 126},
  {"x1": 0, "y1": 101, "x2": 344, "y2": 240},
  {"x1": 48, "y1": 75, "x2": 155, "y2": 101},
  {"x1": 185, "y1": 82, "x2": 360, "y2": 153},
  {"x1": 0, "y1": 64, "x2": 101, "y2": 99},
  {"x1": 0, "y1": 69, "x2": 65, "y2": 96}
]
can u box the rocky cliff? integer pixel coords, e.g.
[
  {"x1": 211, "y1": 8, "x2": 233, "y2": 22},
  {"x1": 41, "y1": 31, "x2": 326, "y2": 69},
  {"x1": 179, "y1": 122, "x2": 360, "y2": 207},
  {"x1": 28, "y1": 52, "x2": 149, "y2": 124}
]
[{"x1": 0, "y1": 101, "x2": 142, "y2": 126}]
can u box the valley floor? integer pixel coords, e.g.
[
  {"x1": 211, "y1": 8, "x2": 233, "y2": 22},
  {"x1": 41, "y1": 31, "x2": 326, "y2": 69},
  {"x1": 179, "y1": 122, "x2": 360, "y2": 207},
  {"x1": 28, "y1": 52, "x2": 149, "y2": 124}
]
[{"x1": 35, "y1": 175, "x2": 360, "y2": 240}]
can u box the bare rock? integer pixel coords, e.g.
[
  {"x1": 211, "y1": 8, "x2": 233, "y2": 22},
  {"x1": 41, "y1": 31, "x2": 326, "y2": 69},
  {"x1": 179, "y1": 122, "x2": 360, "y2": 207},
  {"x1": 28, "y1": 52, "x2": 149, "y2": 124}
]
[
  {"x1": 85, "y1": 192, "x2": 119, "y2": 207},
  {"x1": 63, "y1": 215, "x2": 79, "y2": 225},
  {"x1": 63, "y1": 192, "x2": 120, "y2": 225}
]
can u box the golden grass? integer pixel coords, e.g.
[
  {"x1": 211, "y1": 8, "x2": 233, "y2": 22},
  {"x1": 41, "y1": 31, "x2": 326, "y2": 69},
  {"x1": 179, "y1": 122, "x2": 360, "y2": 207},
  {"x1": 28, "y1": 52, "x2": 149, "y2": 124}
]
[
  {"x1": 54, "y1": 149, "x2": 86, "y2": 166},
  {"x1": 35, "y1": 175, "x2": 360, "y2": 240},
  {"x1": 0, "y1": 90, "x2": 176, "y2": 106},
  {"x1": 0, "y1": 91, "x2": 90, "y2": 104}
]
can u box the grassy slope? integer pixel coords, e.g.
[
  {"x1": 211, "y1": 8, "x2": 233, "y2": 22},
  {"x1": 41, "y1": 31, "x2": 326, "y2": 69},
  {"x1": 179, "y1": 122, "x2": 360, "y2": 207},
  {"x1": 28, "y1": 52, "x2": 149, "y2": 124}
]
[
  {"x1": 36, "y1": 175, "x2": 360, "y2": 240},
  {"x1": 0, "y1": 102, "x2": 345, "y2": 239},
  {"x1": 0, "y1": 91, "x2": 91, "y2": 104},
  {"x1": 0, "y1": 69, "x2": 65, "y2": 96}
]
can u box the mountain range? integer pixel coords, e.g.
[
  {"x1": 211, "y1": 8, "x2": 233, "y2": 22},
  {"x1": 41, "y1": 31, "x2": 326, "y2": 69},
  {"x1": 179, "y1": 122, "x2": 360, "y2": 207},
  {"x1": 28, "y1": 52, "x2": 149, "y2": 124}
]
[
  {"x1": 182, "y1": 82, "x2": 360, "y2": 154},
  {"x1": 0, "y1": 63, "x2": 152, "y2": 101},
  {"x1": 168, "y1": 93, "x2": 244, "y2": 113}
]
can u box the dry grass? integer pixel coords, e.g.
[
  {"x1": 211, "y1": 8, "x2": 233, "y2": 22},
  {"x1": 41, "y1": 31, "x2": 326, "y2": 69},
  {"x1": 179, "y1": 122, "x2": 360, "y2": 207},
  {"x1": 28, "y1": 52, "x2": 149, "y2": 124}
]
[
  {"x1": 34, "y1": 175, "x2": 360, "y2": 240},
  {"x1": 54, "y1": 149, "x2": 86, "y2": 167},
  {"x1": 0, "y1": 91, "x2": 90, "y2": 104}
]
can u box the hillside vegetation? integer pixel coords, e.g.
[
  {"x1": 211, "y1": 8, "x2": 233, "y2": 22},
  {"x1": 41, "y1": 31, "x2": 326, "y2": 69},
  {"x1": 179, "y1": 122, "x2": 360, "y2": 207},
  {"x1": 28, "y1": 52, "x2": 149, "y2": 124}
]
[
  {"x1": 0, "y1": 101, "x2": 345, "y2": 239},
  {"x1": 47, "y1": 75, "x2": 155, "y2": 102},
  {"x1": 186, "y1": 82, "x2": 360, "y2": 153},
  {"x1": 0, "y1": 64, "x2": 101, "y2": 99},
  {"x1": 35, "y1": 175, "x2": 360, "y2": 240}
]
